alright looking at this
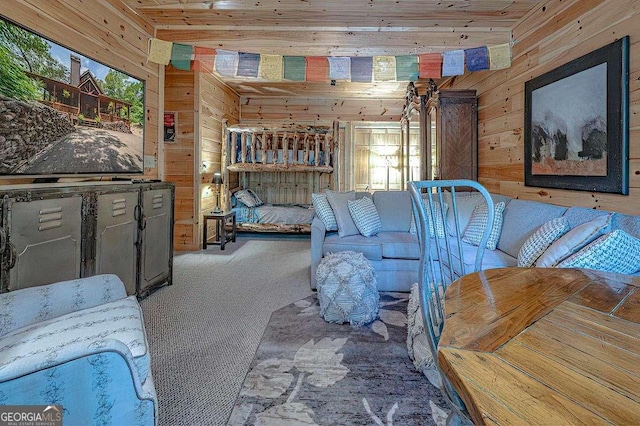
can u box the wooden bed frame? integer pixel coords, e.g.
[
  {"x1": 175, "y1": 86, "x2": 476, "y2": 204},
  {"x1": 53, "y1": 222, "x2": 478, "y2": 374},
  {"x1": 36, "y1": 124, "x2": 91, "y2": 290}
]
[{"x1": 222, "y1": 123, "x2": 337, "y2": 233}]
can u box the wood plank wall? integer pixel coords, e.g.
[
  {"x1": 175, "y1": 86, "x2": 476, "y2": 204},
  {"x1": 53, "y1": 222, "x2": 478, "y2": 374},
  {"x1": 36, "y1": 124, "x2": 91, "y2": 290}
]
[
  {"x1": 446, "y1": 0, "x2": 640, "y2": 214},
  {"x1": 0, "y1": 0, "x2": 160, "y2": 185}
]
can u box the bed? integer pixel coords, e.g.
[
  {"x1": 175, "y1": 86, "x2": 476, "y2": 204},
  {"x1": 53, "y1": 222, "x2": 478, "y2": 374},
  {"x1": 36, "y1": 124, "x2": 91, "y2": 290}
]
[{"x1": 232, "y1": 203, "x2": 315, "y2": 233}]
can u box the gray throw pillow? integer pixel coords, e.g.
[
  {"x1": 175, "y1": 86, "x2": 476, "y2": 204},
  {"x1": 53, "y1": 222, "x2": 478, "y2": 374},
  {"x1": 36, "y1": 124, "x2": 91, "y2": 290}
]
[{"x1": 326, "y1": 190, "x2": 359, "y2": 237}]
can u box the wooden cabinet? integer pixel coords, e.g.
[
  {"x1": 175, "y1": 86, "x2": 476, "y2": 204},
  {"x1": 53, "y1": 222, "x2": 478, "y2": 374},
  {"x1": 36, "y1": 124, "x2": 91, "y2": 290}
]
[
  {"x1": 402, "y1": 82, "x2": 478, "y2": 183},
  {"x1": 425, "y1": 88, "x2": 478, "y2": 181},
  {"x1": 0, "y1": 182, "x2": 174, "y2": 297}
]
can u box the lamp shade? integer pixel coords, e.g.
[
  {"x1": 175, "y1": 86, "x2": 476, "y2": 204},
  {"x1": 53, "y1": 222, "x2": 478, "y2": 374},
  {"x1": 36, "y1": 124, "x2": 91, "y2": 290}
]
[{"x1": 213, "y1": 172, "x2": 223, "y2": 185}]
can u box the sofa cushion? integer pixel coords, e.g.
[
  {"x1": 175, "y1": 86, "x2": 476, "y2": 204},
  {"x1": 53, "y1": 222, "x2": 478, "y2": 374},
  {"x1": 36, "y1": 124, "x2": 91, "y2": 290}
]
[
  {"x1": 312, "y1": 193, "x2": 338, "y2": 231},
  {"x1": 377, "y1": 232, "x2": 420, "y2": 260},
  {"x1": 536, "y1": 214, "x2": 612, "y2": 267},
  {"x1": 373, "y1": 191, "x2": 412, "y2": 232},
  {"x1": 563, "y1": 206, "x2": 611, "y2": 229},
  {"x1": 517, "y1": 217, "x2": 570, "y2": 267},
  {"x1": 462, "y1": 201, "x2": 506, "y2": 250},
  {"x1": 440, "y1": 240, "x2": 517, "y2": 277},
  {"x1": 557, "y1": 230, "x2": 640, "y2": 274},
  {"x1": 612, "y1": 213, "x2": 640, "y2": 239},
  {"x1": 348, "y1": 197, "x2": 381, "y2": 237},
  {"x1": 323, "y1": 233, "x2": 383, "y2": 260},
  {"x1": 497, "y1": 199, "x2": 568, "y2": 258},
  {"x1": 0, "y1": 296, "x2": 150, "y2": 383},
  {"x1": 326, "y1": 190, "x2": 359, "y2": 237}
]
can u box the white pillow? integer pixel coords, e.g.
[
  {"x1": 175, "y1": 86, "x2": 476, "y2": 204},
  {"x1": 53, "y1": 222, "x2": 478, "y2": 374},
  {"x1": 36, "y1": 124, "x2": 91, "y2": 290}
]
[
  {"x1": 312, "y1": 193, "x2": 338, "y2": 231},
  {"x1": 347, "y1": 197, "x2": 381, "y2": 237},
  {"x1": 517, "y1": 217, "x2": 570, "y2": 267},
  {"x1": 445, "y1": 193, "x2": 485, "y2": 236},
  {"x1": 535, "y1": 214, "x2": 611, "y2": 267},
  {"x1": 235, "y1": 189, "x2": 262, "y2": 208},
  {"x1": 410, "y1": 198, "x2": 448, "y2": 239},
  {"x1": 326, "y1": 190, "x2": 359, "y2": 238},
  {"x1": 462, "y1": 201, "x2": 506, "y2": 250},
  {"x1": 557, "y1": 230, "x2": 640, "y2": 274}
]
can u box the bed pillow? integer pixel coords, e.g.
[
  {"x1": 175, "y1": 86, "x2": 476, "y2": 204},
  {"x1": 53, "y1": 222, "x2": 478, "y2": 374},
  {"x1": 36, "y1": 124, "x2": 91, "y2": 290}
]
[
  {"x1": 312, "y1": 193, "x2": 338, "y2": 231},
  {"x1": 535, "y1": 214, "x2": 611, "y2": 267},
  {"x1": 517, "y1": 217, "x2": 570, "y2": 267},
  {"x1": 235, "y1": 189, "x2": 261, "y2": 208},
  {"x1": 326, "y1": 190, "x2": 359, "y2": 237},
  {"x1": 247, "y1": 189, "x2": 264, "y2": 207},
  {"x1": 557, "y1": 230, "x2": 640, "y2": 274},
  {"x1": 462, "y1": 201, "x2": 506, "y2": 250},
  {"x1": 348, "y1": 197, "x2": 381, "y2": 237}
]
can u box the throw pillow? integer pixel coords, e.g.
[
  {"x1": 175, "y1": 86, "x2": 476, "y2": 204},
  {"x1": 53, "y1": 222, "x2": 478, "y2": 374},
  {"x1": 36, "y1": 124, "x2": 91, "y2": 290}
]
[
  {"x1": 235, "y1": 189, "x2": 261, "y2": 208},
  {"x1": 444, "y1": 193, "x2": 485, "y2": 236},
  {"x1": 557, "y1": 230, "x2": 640, "y2": 274},
  {"x1": 326, "y1": 190, "x2": 359, "y2": 237},
  {"x1": 535, "y1": 214, "x2": 611, "y2": 267},
  {"x1": 462, "y1": 201, "x2": 506, "y2": 250},
  {"x1": 247, "y1": 189, "x2": 264, "y2": 207},
  {"x1": 517, "y1": 217, "x2": 570, "y2": 267},
  {"x1": 312, "y1": 193, "x2": 338, "y2": 231},
  {"x1": 410, "y1": 197, "x2": 448, "y2": 239},
  {"x1": 348, "y1": 197, "x2": 381, "y2": 237}
]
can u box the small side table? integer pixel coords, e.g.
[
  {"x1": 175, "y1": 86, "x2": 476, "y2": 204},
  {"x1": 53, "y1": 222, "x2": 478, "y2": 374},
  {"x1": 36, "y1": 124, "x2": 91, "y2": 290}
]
[{"x1": 203, "y1": 211, "x2": 236, "y2": 250}]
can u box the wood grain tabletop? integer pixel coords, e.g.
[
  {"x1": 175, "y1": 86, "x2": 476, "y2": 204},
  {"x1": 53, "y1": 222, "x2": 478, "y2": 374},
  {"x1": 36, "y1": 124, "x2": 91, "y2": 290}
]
[{"x1": 438, "y1": 267, "x2": 640, "y2": 425}]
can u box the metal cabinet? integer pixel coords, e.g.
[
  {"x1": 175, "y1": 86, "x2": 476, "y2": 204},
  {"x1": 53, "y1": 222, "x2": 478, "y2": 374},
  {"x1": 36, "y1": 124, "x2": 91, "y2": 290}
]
[{"x1": 0, "y1": 182, "x2": 174, "y2": 296}]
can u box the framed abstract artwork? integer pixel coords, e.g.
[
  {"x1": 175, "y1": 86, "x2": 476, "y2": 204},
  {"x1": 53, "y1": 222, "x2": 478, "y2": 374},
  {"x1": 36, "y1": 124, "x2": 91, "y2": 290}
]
[{"x1": 524, "y1": 36, "x2": 629, "y2": 194}]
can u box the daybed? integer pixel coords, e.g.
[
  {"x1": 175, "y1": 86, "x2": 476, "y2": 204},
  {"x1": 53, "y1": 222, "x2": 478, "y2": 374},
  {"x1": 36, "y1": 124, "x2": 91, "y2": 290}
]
[
  {"x1": 311, "y1": 190, "x2": 640, "y2": 292},
  {"x1": 0, "y1": 274, "x2": 157, "y2": 425}
]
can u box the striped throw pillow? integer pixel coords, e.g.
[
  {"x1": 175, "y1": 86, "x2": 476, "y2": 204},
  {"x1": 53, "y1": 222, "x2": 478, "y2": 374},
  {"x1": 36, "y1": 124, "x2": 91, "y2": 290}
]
[
  {"x1": 517, "y1": 217, "x2": 570, "y2": 267},
  {"x1": 462, "y1": 201, "x2": 506, "y2": 250},
  {"x1": 312, "y1": 193, "x2": 338, "y2": 231},
  {"x1": 410, "y1": 199, "x2": 448, "y2": 239},
  {"x1": 347, "y1": 197, "x2": 381, "y2": 237},
  {"x1": 558, "y1": 230, "x2": 640, "y2": 274}
]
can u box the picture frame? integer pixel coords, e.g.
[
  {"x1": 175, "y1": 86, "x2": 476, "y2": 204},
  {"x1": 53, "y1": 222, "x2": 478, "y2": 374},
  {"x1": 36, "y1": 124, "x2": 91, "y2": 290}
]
[{"x1": 524, "y1": 36, "x2": 629, "y2": 195}]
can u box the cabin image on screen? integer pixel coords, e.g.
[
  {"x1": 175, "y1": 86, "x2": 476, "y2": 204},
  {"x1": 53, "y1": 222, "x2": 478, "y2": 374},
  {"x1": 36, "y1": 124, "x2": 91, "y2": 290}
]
[{"x1": 27, "y1": 55, "x2": 131, "y2": 128}]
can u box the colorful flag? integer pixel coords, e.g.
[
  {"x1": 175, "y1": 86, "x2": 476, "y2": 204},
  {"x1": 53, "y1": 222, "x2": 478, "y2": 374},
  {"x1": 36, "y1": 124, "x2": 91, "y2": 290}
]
[
  {"x1": 465, "y1": 46, "x2": 489, "y2": 72},
  {"x1": 237, "y1": 52, "x2": 260, "y2": 77},
  {"x1": 147, "y1": 38, "x2": 172, "y2": 65},
  {"x1": 306, "y1": 57, "x2": 329, "y2": 82},
  {"x1": 283, "y1": 56, "x2": 306, "y2": 81},
  {"x1": 418, "y1": 53, "x2": 442, "y2": 79},
  {"x1": 170, "y1": 43, "x2": 193, "y2": 71},
  {"x1": 192, "y1": 47, "x2": 216, "y2": 73},
  {"x1": 488, "y1": 43, "x2": 511, "y2": 70},
  {"x1": 260, "y1": 54, "x2": 283, "y2": 80},
  {"x1": 350, "y1": 57, "x2": 373, "y2": 83},
  {"x1": 328, "y1": 57, "x2": 351, "y2": 80},
  {"x1": 442, "y1": 50, "x2": 465, "y2": 76},
  {"x1": 395, "y1": 55, "x2": 419, "y2": 81},
  {"x1": 373, "y1": 56, "x2": 396, "y2": 81},
  {"x1": 215, "y1": 50, "x2": 239, "y2": 77}
]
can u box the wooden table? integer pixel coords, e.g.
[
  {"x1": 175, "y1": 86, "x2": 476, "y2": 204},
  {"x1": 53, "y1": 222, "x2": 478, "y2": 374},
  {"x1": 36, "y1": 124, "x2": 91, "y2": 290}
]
[
  {"x1": 438, "y1": 267, "x2": 640, "y2": 425},
  {"x1": 203, "y1": 211, "x2": 236, "y2": 250}
]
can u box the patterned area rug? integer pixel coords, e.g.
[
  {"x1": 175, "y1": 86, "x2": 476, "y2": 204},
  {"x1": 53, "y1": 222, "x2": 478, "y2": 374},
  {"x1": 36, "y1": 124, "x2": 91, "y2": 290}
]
[{"x1": 228, "y1": 292, "x2": 449, "y2": 425}]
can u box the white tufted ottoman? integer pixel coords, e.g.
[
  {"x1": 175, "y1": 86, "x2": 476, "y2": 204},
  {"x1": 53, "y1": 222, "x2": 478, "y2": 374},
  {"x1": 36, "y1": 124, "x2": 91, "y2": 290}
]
[{"x1": 316, "y1": 251, "x2": 379, "y2": 326}]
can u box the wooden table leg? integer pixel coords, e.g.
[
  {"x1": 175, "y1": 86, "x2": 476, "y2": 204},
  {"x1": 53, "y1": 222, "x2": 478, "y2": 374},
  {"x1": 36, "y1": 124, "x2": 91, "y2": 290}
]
[
  {"x1": 232, "y1": 214, "x2": 237, "y2": 242},
  {"x1": 220, "y1": 217, "x2": 227, "y2": 250},
  {"x1": 203, "y1": 217, "x2": 208, "y2": 249}
]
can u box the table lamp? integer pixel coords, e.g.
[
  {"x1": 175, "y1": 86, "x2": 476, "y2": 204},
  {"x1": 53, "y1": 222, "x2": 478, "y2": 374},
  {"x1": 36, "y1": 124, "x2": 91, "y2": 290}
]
[{"x1": 212, "y1": 172, "x2": 223, "y2": 213}]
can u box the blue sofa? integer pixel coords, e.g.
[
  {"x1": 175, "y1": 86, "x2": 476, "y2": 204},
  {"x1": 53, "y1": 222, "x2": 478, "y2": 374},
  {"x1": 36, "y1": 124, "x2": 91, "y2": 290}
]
[
  {"x1": 0, "y1": 275, "x2": 157, "y2": 425},
  {"x1": 311, "y1": 190, "x2": 640, "y2": 291}
]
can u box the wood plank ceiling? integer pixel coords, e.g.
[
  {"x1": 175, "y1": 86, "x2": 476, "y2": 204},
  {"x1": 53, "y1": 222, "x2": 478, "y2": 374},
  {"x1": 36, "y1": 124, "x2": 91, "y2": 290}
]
[{"x1": 122, "y1": 0, "x2": 544, "y2": 98}]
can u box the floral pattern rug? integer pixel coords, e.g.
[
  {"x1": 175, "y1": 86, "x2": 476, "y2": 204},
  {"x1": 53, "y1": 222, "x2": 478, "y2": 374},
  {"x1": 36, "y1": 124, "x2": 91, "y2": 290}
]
[{"x1": 228, "y1": 292, "x2": 449, "y2": 425}]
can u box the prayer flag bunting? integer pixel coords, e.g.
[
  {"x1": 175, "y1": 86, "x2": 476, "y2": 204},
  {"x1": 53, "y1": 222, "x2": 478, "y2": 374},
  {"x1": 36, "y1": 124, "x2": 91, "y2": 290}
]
[
  {"x1": 260, "y1": 54, "x2": 283, "y2": 80},
  {"x1": 328, "y1": 57, "x2": 351, "y2": 80},
  {"x1": 170, "y1": 43, "x2": 193, "y2": 71},
  {"x1": 306, "y1": 57, "x2": 329, "y2": 82},
  {"x1": 147, "y1": 38, "x2": 172, "y2": 65},
  {"x1": 395, "y1": 55, "x2": 419, "y2": 81},
  {"x1": 442, "y1": 50, "x2": 465, "y2": 76},
  {"x1": 215, "y1": 50, "x2": 239, "y2": 77},
  {"x1": 488, "y1": 43, "x2": 511, "y2": 70},
  {"x1": 418, "y1": 53, "x2": 442, "y2": 79},
  {"x1": 350, "y1": 57, "x2": 373, "y2": 83},
  {"x1": 465, "y1": 46, "x2": 489, "y2": 72},
  {"x1": 192, "y1": 47, "x2": 216, "y2": 73},
  {"x1": 237, "y1": 52, "x2": 260, "y2": 77},
  {"x1": 283, "y1": 56, "x2": 306, "y2": 81},
  {"x1": 373, "y1": 56, "x2": 396, "y2": 81}
]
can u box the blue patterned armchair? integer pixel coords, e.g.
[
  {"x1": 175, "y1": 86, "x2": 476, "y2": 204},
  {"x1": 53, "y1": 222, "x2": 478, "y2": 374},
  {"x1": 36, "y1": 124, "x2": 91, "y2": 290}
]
[{"x1": 0, "y1": 274, "x2": 157, "y2": 425}]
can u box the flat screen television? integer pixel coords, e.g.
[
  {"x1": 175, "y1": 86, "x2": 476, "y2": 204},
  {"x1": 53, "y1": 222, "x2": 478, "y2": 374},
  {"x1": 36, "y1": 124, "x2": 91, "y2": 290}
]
[{"x1": 0, "y1": 16, "x2": 145, "y2": 177}]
